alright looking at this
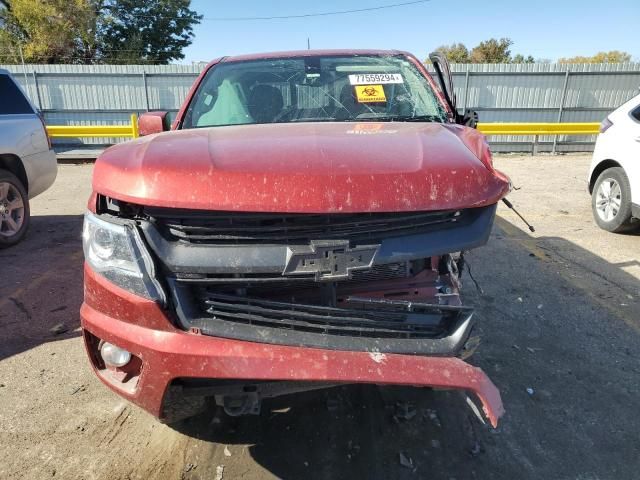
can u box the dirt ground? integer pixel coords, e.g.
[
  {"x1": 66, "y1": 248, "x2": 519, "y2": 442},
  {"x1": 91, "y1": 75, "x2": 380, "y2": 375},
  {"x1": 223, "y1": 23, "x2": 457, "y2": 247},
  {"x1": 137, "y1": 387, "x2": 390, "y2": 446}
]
[{"x1": 0, "y1": 154, "x2": 638, "y2": 480}]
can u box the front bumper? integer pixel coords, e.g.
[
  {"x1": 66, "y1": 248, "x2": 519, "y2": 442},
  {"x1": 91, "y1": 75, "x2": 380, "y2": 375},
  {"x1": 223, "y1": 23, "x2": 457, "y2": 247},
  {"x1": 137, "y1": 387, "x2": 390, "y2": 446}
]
[{"x1": 81, "y1": 265, "x2": 504, "y2": 427}]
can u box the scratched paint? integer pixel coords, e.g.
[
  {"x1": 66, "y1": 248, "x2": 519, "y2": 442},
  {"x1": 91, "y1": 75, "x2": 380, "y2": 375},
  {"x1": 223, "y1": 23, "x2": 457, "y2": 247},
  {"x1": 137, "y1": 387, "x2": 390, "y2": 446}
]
[
  {"x1": 82, "y1": 50, "x2": 511, "y2": 428},
  {"x1": 93, "y1": 123, "x2": 509, "y2": 214}
]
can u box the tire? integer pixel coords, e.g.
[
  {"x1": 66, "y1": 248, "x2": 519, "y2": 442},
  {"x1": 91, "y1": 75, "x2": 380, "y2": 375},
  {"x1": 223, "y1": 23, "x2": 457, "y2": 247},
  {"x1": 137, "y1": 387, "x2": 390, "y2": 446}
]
[
  {"x1": 591, "y1": 167, "x2": 634, "y2": 233},
  {"x1": 0, "y1": 169, "x2": 30, "y2": 248}
]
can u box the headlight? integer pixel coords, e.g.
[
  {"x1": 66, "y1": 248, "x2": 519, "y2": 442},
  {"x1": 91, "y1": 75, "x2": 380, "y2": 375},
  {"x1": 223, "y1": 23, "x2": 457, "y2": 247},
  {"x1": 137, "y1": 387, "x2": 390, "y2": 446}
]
[{"x1": 83, "y1": 212, "x2": 165, "y2": 302}]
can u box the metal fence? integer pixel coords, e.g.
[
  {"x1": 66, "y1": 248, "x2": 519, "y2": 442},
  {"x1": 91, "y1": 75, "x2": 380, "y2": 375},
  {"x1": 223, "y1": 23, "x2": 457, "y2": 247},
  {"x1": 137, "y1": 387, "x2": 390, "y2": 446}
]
[
  {"x1": 442, "y1": 63, "x2": 640, "y2": 152},
  {"x1": 2, "y1": 62, "x2": 640, "y2": 152}
]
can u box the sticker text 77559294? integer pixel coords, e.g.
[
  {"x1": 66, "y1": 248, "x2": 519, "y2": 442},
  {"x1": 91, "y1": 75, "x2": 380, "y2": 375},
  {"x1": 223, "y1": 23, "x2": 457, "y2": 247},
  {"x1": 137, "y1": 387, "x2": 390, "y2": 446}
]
[{"x1": 349, "y1": 73, "x2": 403, "y2": 85}]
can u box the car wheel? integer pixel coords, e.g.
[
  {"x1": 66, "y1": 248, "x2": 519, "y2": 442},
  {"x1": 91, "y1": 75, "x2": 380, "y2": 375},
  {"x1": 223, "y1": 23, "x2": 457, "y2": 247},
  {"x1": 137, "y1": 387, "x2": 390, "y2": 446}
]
[
  {"x1": 591, "y1": 167, "x2": 634, "y2": 233},
  {"x1": 0, "y1": 169, "x2": 30, "y2": 248}
]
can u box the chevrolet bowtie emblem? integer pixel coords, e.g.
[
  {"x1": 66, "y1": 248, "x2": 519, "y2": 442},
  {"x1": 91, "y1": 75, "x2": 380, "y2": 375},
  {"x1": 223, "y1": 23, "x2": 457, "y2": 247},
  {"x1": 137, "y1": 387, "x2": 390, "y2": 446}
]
[{"x1": 283, "y1": 240, "x2": 380, "y2": 281}]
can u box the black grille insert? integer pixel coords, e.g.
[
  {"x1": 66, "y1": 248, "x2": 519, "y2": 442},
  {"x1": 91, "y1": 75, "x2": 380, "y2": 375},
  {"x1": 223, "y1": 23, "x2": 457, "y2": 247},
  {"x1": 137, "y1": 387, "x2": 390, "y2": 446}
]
[
  {"x1": 148, "y1": 209, "x2": 464, "y2": 244},
  {"x1": 191, "y1": 291, "x2": 469, "y2": 340},
  {"x1": 174, "y1": 261, "x2": 411, "y2": 284}
]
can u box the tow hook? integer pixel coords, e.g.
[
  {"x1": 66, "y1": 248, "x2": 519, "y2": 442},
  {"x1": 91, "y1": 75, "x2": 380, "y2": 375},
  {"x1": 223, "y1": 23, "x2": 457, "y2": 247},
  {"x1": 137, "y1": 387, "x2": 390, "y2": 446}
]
[{"x1": 217, "y1": 393, "x2": 261, "y2": 416}]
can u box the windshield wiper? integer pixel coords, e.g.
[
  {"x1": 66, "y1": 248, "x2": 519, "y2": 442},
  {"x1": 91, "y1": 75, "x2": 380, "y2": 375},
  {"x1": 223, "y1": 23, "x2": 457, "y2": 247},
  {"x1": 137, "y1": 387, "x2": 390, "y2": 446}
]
[
  {"x1": 375, "y1": 115, "x2": 443, "y2": 123},
  {"x1": 350, "y1": 114, "x2": 444, "y2": 123}
]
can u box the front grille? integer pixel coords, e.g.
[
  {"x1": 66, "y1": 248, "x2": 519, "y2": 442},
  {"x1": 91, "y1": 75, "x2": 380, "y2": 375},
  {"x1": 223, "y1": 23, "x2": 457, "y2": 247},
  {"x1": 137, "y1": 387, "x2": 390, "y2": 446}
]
[
  {"x1": 174, "y1": 261, "x2": 411, "y2": 284},
  {"x1": 173, "y1": 261, "x2": 422, "y2": 304},
  {"x1": 148, "y1": 209, "x2": 464, "y2": 244},
  {"x1": 190, "y1": 292, "x2": 467, "y2": 340},
  {"x1": 143, "y1": 205, "x2": 490, "y2": 354}
]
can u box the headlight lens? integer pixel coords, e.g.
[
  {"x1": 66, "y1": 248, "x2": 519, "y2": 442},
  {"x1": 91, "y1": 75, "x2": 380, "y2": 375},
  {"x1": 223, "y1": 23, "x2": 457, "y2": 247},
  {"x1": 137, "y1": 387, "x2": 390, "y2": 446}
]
[
  {"x1": 83, "y1": 212, "x2": 164, "y2": 302},
  {"x1": 92, "y1": 228, "x2": 115, "y2": 260}
]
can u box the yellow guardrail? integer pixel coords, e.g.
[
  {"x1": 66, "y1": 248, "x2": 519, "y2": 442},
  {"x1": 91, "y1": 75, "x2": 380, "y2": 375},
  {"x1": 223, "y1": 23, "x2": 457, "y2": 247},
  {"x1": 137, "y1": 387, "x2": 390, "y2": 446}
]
[
  {"x1": 46, "y1": 113, "x2": 139, "y2": 139},
  {"x1": 45, "y1": 115, "x2": 600, "y2": 139},
  {"x1": 477, "y1": 122, "x2": 600, "y2": 135}
]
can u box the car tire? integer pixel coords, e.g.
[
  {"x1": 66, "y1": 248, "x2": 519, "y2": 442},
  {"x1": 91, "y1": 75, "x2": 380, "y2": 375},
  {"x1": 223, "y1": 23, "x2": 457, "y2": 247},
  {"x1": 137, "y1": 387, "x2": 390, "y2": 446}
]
[
  {"x1": 0, "y1": 169, "x2": 30, "y2": 248},
  {"x1": 591, "y1": 167, "x2": 634, "y2": 233}
]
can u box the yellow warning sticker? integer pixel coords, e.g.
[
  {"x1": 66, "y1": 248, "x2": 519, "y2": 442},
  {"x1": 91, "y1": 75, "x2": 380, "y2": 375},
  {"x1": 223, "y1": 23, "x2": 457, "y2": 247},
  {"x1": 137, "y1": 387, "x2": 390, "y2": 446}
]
[{"x1": 355, "y1": 85, "x2": 387, "y2": 103}]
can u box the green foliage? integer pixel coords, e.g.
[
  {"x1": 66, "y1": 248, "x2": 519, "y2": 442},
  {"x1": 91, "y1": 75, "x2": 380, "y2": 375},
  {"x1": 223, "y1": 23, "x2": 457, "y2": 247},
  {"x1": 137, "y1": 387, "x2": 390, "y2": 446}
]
[
  {"x1": 470, "y1": 38, "x2": 513, "y2": 63},
  {"x1": 432, "y1": 38, "x2": 532, "y2": 64},
  {"x1": 558, "y1": 51, "x2": 632, "y2": 64},
  {"x1": 0, "y1": 0, "x2": 201, "y2": 64},
  {"x1": 0, "y1": 0, "x2": 97, "y2": 63},
  {"x1": 98, "y1": 0, "x2": 202, "y2": 64},
  {"x1": 431, "y1": 39, "x2": 630, "y2": 65},
  {"x1": 512, "y1": 54, "x2": 535, "y2": 64},
  {"x1": 434, "y1": 43, "x2": 470, "y2": 63}
]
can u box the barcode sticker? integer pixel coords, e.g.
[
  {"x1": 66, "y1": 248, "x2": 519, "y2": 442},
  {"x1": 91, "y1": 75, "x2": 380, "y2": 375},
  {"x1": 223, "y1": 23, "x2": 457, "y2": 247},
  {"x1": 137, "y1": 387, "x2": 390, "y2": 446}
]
[{"x1": 349, "y1": 73, "x2": 403, "y2": 85}]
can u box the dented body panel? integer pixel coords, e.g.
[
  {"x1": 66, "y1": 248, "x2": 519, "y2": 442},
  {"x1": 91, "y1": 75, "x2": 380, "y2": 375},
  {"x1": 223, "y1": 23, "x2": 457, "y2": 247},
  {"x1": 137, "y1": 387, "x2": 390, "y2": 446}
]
[
  {"x1": 93, "y1": 122, "x2": 509, "y2": 213},
  {"x1": 81, "y1": 266, "x2": 504, "y2": 427},
  {"x1": 81, "y1": 49, "x2": 509, "y2": 427}
]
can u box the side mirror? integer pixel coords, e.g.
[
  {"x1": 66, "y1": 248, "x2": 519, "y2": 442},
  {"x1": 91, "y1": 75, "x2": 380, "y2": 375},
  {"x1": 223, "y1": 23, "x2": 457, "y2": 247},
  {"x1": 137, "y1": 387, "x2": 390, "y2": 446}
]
[
  {"x1": 138, "y1": 111, "x2": 169, "y2": 136},
  {"x1": 429, "y1": 52, "x2": 478, "y2": 128},
  {"x1": 461, "y1": 108, "x2": 479, "y2": 128}
]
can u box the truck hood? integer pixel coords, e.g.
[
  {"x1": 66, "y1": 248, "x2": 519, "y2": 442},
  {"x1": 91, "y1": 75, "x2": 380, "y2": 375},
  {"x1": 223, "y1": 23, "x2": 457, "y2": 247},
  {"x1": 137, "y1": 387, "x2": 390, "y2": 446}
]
[{"x1": 93, "y1": 122, "x2": 510, "y2": 213}]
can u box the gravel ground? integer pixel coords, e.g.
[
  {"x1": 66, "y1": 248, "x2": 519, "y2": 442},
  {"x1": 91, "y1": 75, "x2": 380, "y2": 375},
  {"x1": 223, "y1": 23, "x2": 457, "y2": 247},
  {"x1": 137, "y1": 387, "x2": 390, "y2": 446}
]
[{"x1": 0, "y1": 154, "x2": 638, "y2": 479}]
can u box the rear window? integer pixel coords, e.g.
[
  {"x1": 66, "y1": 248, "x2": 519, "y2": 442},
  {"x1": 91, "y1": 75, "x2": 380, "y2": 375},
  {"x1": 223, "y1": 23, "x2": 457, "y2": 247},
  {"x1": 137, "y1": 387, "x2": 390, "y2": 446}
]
[{"x1": 0, "y1": 74, "x2": 34, "y2": 115}]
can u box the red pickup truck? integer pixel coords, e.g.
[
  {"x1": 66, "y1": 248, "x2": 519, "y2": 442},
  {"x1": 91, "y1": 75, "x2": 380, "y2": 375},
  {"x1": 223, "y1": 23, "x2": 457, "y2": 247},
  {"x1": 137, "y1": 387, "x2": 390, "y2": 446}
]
[{"x1": 81, "y1": 50, "x2": 509, "y2": 427}]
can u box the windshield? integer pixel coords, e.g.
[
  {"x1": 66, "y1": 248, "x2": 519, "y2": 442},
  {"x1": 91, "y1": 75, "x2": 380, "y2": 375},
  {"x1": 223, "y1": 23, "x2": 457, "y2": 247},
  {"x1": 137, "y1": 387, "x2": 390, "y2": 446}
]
[{"x1": 181, "y1": 55, "x2": 447, "y2": 129}]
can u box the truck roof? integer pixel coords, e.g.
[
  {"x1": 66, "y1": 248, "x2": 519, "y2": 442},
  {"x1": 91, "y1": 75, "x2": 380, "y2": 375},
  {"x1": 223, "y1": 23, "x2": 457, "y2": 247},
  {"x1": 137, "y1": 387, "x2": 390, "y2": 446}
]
[{"x1": 220, "y1": 49, "x2": 410, "y2": 64}]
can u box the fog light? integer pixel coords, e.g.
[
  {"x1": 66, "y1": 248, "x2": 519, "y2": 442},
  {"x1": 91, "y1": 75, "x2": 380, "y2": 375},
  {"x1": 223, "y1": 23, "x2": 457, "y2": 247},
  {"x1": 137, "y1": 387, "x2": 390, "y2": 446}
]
[{"x1": 100, "y1": 342, "x2": 132, "y2": 368}]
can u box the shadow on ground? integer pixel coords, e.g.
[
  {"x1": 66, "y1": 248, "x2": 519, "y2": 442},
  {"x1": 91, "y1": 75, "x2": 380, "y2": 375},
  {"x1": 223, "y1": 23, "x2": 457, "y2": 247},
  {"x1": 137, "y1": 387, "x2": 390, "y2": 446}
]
[
  {"x1": 0, "y1": 215, "x2": 84, "y2": 361},
  {"x1": 166, "y1": 218, "x2": 639, "y2": 480},
  {"x1": 1, "y1": 212, "x2": 638, "y2": 479}
]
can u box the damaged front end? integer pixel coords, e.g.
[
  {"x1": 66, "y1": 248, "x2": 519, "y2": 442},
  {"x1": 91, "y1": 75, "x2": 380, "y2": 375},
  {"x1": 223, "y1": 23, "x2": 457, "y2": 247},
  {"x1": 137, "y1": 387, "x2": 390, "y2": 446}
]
[
  {"x1": 143, "y1": 205, "x2": 495, "y2": 356},
  {"x1": 89, "y1": 197, "x2": 504, "y2": 426}
]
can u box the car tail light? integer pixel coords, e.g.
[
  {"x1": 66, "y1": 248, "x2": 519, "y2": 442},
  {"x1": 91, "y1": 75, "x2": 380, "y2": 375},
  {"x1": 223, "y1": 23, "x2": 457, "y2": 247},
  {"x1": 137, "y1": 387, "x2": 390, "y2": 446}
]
[{"x1": 599, "y1": 117, "x2": 613, "y2": 133}]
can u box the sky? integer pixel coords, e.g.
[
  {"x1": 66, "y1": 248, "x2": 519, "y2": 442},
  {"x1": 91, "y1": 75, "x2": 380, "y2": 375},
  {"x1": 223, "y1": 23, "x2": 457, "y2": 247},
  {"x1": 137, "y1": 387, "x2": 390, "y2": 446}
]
[{"x1": 182, "y1": 0, "x2": 640, "y2": 64}]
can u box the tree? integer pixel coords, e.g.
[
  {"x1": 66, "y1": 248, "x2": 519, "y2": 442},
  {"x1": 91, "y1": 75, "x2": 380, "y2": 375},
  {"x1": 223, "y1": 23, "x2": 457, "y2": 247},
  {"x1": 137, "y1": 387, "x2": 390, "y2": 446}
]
[
  {"x1": 470, "y1": 37, "x2": 513, "y2": 63},
  {"x1": 512, "y1": 54, "x2": 535, "y2": 64},
  {"x1": 97, "y1": 0, "x2": 202, "y2": 64},
  {"x1": 0, "y1": 0, "x2": 201, "y2": 64},
  {"x1": 559, "y1": 51, "x2": 632, "y2": 64},
  {"x1": 0, "y1": 0, "x2": 98, "y2": 63},
  {"x1": 434, "y1": 43, "x2": 470, "y2": 63}
]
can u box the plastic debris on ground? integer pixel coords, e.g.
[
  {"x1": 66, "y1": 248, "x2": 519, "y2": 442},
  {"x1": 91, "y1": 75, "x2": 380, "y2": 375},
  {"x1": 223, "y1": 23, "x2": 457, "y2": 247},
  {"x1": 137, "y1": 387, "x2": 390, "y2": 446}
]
[{"x1": 214, "y1": 465, "x2": 224, "y2": 480}]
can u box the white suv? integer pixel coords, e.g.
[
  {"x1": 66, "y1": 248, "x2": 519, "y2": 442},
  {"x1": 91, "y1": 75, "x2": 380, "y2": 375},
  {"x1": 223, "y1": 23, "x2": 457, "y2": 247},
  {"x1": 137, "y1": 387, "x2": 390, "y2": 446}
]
[
  {"x1": 589, "y1": 93, "x2": 640, "y2": 233},
  {"x1": 0, "y1": 69, "x2": 57, "y2": 247}
]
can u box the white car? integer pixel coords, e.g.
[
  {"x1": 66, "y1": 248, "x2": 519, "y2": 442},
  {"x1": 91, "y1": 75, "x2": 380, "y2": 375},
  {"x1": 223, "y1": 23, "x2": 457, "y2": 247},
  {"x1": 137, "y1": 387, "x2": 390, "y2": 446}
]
[
  {"x1": 589, "y1": 93, "x2": 640, "y2": 233},
  {"x1": 0, "y1": 69, "x2": 57, "y2": 247}
]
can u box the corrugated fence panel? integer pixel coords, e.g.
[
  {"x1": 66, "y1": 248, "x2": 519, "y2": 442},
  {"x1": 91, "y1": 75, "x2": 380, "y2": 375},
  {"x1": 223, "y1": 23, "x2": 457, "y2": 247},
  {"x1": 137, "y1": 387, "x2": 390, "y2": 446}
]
[
  {"x1": 489, "y1": 75, "x2": 563, "y2": 108},
  {"x1": 1, "y1": 62, "x2": 640, "y2": 151},
  {"x1": 39, "y1": 73, "x2": 147, "y2": 111},
  {"x1": 564, "y1": 73, "x2": 640, "y2": 109},
  {"x1": 433, "y1": 63, "x2": 640, "y2": 152},
  {"x1": 146, "y1": 73, "x2": 199, "y2": 111}
]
